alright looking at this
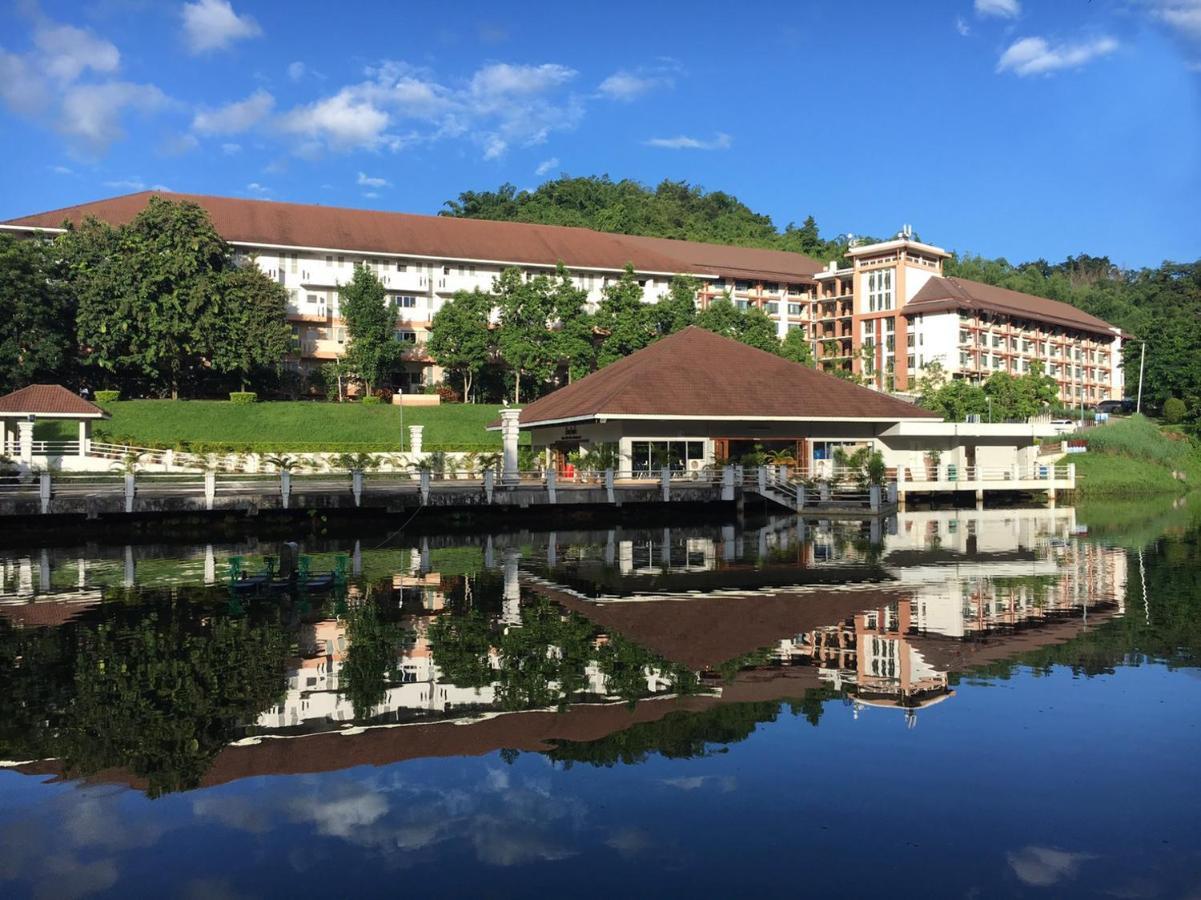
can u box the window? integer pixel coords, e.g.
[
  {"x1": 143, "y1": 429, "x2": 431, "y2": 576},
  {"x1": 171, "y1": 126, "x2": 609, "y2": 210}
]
[
  {"x1": 960, "y1": 329, "x2": 971, "y2": 343},
  {"x1": 788, "y1": 303, "x2": 803, "y2": 316},
  {"x1": 907, "y1": 354, "x2": 916, "y2": 371},
  {"x1": 765, "y1": 302, "x2": 779, "y2": 315},
  {"x1": 736, "y1": 300, "x2": 749, "y2": 311},
  {"x1": 866, "y1": 268, "x2": 894, "y2": 312},
  {"x1": 325, "y1": 255, "x2": 333, "y2": 266},
  {"x1": 337, "y1": 255, "x2": 345, "y2": 268},
  {"x1": 396, "y1": 260, "x2": 407, "y2": 272},
  {"x1": 629, "y1": 440, "x2": 706, "y2": 474},
  {"x1": 289, "y1": 253, "x2": 298, "y2": 273},
  {"x1": 394, "y1": 295, "x2": 418, "y2": 309},
  {"x1": 394, "y1": 330, "x2": 417, "y2": 343}
]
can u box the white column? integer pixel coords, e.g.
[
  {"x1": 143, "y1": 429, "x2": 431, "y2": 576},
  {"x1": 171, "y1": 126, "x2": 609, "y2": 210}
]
[
  {"x1": 546, "y1": 467, "x2": 557, "y2": 504},
  {"x1": 0, "y1": 420, "x2": 7, "y2": 455},
  {"x1": 484, "y1": 468, "x2": 495, "y2": 503},
  {"x1": 409, "y1": 425, "x2": 424, "y2": 458},
  {"x1": 500, "y1": 408, "x2": 521, "y2": 485},
  {"x1": 77, "y1": 420, "x2": 89, "y2": 457},
  {"x1": 17, "y1": 420, "x2": 34, "y2": 465}
]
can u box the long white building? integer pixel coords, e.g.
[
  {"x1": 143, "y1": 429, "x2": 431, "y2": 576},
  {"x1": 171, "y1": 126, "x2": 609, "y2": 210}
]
[{"x1": 2, "y1": 191, "x2": 1124, "y2": 404}]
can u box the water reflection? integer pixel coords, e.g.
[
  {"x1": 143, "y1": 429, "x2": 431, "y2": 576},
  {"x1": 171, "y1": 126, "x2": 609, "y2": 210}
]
[{"x1": 0, "y1": 507, "x2": 1141, "y2": 794}]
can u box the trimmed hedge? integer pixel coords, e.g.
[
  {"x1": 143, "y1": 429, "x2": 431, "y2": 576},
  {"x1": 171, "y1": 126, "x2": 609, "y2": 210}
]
[
  {"x1": 229, "y1": 391, "x2": 258, "y2": 404},
  {"x1": 361, "y1": 395, "x2": 382, "y2": 405},
  {"x1": 93, "y1": 390, "x2": 120, "y2": 403}
]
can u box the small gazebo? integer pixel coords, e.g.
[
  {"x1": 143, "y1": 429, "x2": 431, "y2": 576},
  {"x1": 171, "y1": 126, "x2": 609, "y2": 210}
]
[{"x1": 0, "y1": 384, "x2": 109, "y2": 463}]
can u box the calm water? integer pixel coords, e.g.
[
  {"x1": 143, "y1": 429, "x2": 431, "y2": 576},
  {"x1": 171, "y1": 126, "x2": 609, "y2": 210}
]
[{"x1": 2, "y1": 502, "x2": 1200, "y2": 898}]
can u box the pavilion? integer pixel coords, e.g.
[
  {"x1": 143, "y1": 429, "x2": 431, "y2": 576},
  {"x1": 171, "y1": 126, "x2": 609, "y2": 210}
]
[
  {"x1": 0, "y1": 384, "x2": 109, "y2": 466},
  {"x1": 495, "y1": 327, "x2": 1055, "y2": 478}
]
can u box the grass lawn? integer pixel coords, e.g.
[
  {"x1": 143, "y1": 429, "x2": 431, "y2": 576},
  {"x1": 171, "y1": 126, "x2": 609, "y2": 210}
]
[
  {"x1": 35, "y1": 400, "x2": 520, "y2": 451},
  {"x1": 1067, "y1": 414, "x2": 1201, "y2": 498}
]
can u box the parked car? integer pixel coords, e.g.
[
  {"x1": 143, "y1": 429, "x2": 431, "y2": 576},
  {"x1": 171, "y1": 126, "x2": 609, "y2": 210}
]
[
  {"x1": 1096, "y1": 398, "x2": 1135, "y2": 415},
  {"x1": 1050, "y1": 419, "x2": 1076, "y2": 435}
]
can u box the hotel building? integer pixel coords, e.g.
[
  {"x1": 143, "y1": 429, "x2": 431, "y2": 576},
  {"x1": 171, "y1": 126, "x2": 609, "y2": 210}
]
[{"x1": 2, "y1": 192, "x2": 1123, "y2": 404}]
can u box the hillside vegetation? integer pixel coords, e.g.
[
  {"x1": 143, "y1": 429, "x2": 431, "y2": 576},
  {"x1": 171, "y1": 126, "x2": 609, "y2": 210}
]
[{"x1": 1070, "y1": 415, "x2": 1201, "y2": 497}]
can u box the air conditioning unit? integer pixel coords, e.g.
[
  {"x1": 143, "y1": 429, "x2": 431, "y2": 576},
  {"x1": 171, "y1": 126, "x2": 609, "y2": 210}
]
[{"x1": 688, "y1": 458, "x2": 703, "y2": 471}]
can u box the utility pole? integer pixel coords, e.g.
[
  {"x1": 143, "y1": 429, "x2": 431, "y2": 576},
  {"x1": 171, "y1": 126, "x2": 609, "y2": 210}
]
[
  {"x1": 398, "y1": 387, "x2": 405, "y2": 452},
  {"x1": 1136, "y1": 341, "x2": 1146, "y2": 414}
]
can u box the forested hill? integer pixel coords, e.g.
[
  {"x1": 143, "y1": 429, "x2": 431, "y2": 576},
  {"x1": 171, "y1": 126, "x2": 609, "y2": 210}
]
[
  {"x1": 443, "y1": 176, "x2": 1201, "y2": 414},
  {"x1": 440, "y1": 176, "x2": 847, "y2": 260}
]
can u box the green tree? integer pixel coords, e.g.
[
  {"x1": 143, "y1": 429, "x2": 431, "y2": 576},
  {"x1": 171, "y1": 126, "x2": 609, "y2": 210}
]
[
  {"x1": 695, "y1": 294, "x2": 742, "y2": 337},
  {"x1": 738, "y1": 306, "x2": 781, "y2": 353},
  {"x1": 549, "y1": 264, "x2": 596, "y2": 381},
  {"x1": 209, "y1": 265, "x2": 291, "y2": 391},
  {"x1": 650, "y1": 275, "x2": 699, "y2": 335},
  {"x1": 339, "y1": 264, "x2": 399, "y2": 395},
  {"x1": 494, "y1": 267, "x2": 556, "y2": 402},
  {"x1": 427, "y1": 288, "x2": 494, "y2": 401},
  {"x1": 594, "y1": 264, "x2": 655, "y2": 367},
  {"x1": 66, "y1": 196, "x2": 230, "y2": 398},
  {"x1": 340, "y1": 600, "x2": 407, "y2": 720},
  {"x1": 1164, "y1": 396, "x2": 1186, "y2": 424},
  {"x1": 0, "y1": 234, "x2": 75, "y2": 392},
  {"x1": 779, "y1": 326, "x2": 815, "y2": 365}
]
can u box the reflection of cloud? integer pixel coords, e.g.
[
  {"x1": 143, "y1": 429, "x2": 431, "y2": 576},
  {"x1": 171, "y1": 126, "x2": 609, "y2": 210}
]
[
  {"x1": 469, "y1": 816, "x2": 576, "y2": 866},
  {"x1": 36, "y1": 853, "x2": 118, "y2": 900},
  {"x1": 661, "y1": 775, "x2": 737, "y2": 793},
  {"x1": 65, "y1": 798, "x2": 165, "y2": 851},
  {"x1": 605, "y1": 827, "x2": 653, "y2": 858},
  {"x1": 1008, "y1": 846, "x2": 1096, "y2": 886},
  {"x1": 192, "y1": 794, "x2": 273, "y2": 834},
  {"x1": 290, "y1": 789, "x2": 389, "y2": 838}
]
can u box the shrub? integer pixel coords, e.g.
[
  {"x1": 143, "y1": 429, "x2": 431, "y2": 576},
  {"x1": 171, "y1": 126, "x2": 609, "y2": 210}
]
[
  {"x1": 434, "y1": 383, "x2": 461, "y2": 403},
  {"x1": 1163, "y1": 397, "x2": 1186, "y2": 425},
  {"x1": 361, "y1": 395, "x2": 382, "y2": 405},
  {"x1": 229, "y1": 391, "x2": 257, "y2": 404},
  {"x1": 94, "y1": 390, "x2": 120, "y2": 403}
]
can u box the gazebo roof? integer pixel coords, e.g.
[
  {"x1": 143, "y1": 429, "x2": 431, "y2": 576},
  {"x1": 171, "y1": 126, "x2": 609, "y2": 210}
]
[
  {"x1": 515, "y1": 326, "x2": 940, "y2": 427},
  {"x1": 0, "y1": 384, "x2": 109, "y2": 419}
]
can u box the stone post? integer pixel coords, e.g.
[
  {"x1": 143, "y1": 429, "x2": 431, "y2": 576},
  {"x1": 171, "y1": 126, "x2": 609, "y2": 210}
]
[
  {"x1": 280, "y1": 470, "x2": 291, "y2": 510},
  {"x1": 500, "y1": 408, "x2": 521, "y2": 485},
  {"x1": 17, "y1": 419, "x2": 34, "y2": 465},
  {"x1": 820, "y1": 481, "x2": 831, "y2": 502},
  {"x1": 547, "y1": 532, "x2": 557, "y2": 568},
  {"x1": 204, "y1": 471, "x2": 216, "y2": 510},
  {"x1": 795, "y1": 482, "x2": 806, "y2": 512},
  {"x1": 721, "y1": 465, "x2": 735, "y2": 501},
  {"x1": 869, "y1": 484, "x2": 881, "y2": 512},
  {"x1": 409, "y1": 425, "x2": 424, "y2": 458},
  {"x1": 604, "y1": 468, "x2": 615, "y2": 504},
  {"x1": 124, "y1": 473, "x2": 135, "y2": 513},
  {"x1": 204, "y1": 544, "x2": 215, "y2": 585},
  {"x1": 661, "y1": 467, "x2": 671, "y2": 502},
  {"x1": 484, "y1": 468, "x2": 495, "y2": 503},
  {"x1": 163, "y1": 448, "x2": 174, "y2": 472},
  {"x1": 546, "y1": 466, "x2": 557, "y2": 504},
  {"x1": 420, "y1": 468, "x2": 430, "y2": 504},
  {"x1": 501, "y1": 550, "x2": 522, "y2": 627},
  {"x1": 353, "y1": 539, "x2": 363, "y2": 577},
  {"x1": 123, "y1": 545, "x2": 135, "y2": 588},
  {"x1": 39, "y1": 471, "x2": 51, "y2": 514},
  {"x1": 757, "y1": 466, "x2": 767, "y2": 495},
  {"x1": 887, "y1": 482, "x2": 897, "y2": 505}
]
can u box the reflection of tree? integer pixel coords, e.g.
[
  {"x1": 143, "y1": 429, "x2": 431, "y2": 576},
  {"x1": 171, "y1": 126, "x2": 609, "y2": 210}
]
[
  {"x1": 494, "y1": 598, "x2": 594, "y2": 711},
  {"x1": 0, "y1": 623, "x2": 75, "y2": 763},
  {"x1": 596, "y1": 633, "x2": 700, "y2": 704},
  {"x1": 340, "y1": 598, "x2": 409, "y2": 720},
  {"x1": 11, "y1": 594, "x2": 291, "y2": 798},
  {"x1": 428, "y1": 608, "x2": 496, "y2": 688},
  {"x1": 547, "y1": 701, "x2": 783, "y2": 767}
]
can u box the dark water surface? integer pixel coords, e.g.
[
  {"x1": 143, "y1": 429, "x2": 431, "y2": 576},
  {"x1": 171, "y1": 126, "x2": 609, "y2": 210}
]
[{"x1": 2, "y1": 503, "x2": 1200, "y2": 898}]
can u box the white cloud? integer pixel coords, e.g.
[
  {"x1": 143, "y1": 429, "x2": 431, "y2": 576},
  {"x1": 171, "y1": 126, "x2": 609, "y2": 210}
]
[
  {"x1": 278, "y1": 87, "x2": 392, "y2": 151},
  {"x1": 33, "y1": 24, "x2": 120, "y2": 83},
  {"x1": 996, "y1": 35, "x2": 1118, "y2": 76},
  {"x1": 102, "y1": 177, "x2": 172, "y2": 192},
  {"x1": 357, "y1": 171, "x2": 390, "y2": 188},
  {"x1": 0, "y1": 49, "x2": 52, "y2": 115},
  {"x1": 1007, "y1": 847, "x2": 1096, "y2": 887},
  {"x1": 51, "y1": 164, "x2": 74, "y2": 175},
  {"x1": 221, "y1": 141, "x2": 241, "y2": 154},
  {"x1": 976, "y1": 0, "x2": 1021, "y2": 17},
  {"x1": 276, "y1": 58, "x2": 583, "y2": 158},
  {"x1": 192, "y1": 88, "x2": 274, "y2": 134},
  {"x1": 59, "y1": 81, "x2": 168, "y2": 151},
  {"x1": 287, "y1": 61, "x2": 306, "y2": 81},
  {"x1": 246, "y1": 182, "x2": 269, "y2": 194},
  {"x1": 956, "y1": 16, "x2": 971, "y2": 37},
  {"x1": 181, "y1": 0, "x2": 262, "y2": 54},
  {"x1": 362, "y1": 191, "x2": 379, "y2": 198},
  {"x1": 597, "y1": 70, "x2": 671, "y2": 101},
  {"x1": 535, "y1": 156, "x2": 559, "y2": 176},
  {"x1": 644, "y1": 131, "x2": 732, "y2": 150},
  {"x1": 1148, "y1": 1, "x2": 1201, "y2": 42}
]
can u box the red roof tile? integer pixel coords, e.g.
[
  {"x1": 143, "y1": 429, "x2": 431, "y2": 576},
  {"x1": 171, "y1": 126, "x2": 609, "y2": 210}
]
[
  {"x1": 517, "y1": 326, "x2": 940, "y2": 426},
  {"x1": 906, "y1": 276, "x2": 1118, "y2": 335},
  {"x1": 0, "y1": 384, "x2": 107, "y2": 417},
  {"x1": 3, "y1": 191, "x2": 825, "y2": 284}
]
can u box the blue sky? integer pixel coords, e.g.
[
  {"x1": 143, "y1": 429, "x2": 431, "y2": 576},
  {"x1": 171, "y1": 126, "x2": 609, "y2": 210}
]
[{"x1": 1, "y1": 0, "x2": 1198, "y2": 268}]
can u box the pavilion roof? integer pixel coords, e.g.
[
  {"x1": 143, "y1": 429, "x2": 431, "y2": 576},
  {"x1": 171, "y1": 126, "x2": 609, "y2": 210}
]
[{"x1": 0, "y1": 385, "x2": 109, "y2": 418}]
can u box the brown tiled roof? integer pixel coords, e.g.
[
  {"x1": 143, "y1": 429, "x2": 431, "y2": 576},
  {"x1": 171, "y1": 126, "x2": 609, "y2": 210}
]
[
  {"x1": 0, "y1": 384, "x2": 107, "y2": 418},
  {"x1": 517, "y1": 326, "x2": 940, "y2": 426},
  {"x1": 905, "y1": 276, "x2": 1118, "y2": 336},
  {"x1": 3, "y1": 191, "x2": 825, "y2": 283}
]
